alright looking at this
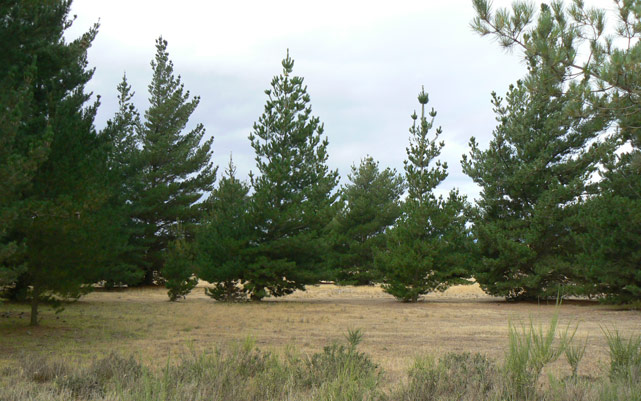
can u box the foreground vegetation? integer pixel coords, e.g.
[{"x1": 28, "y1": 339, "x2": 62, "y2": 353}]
[
  {"x1": 1, "y1": 286, "x2": 639, "y2": 400},
  {"x1": 2, "y1": 322, "x2": 640, "y2": 401}
]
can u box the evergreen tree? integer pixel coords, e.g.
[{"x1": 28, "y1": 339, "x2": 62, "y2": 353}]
[
  {"x1": 134, "y1": 37, "x2": 217, "y2": 285},
  {"x1": 328, "y1": 156, "x2": 404, "y2": 285},
  {"x1": 469, "y1": 1, "x2": 614, "y2": 300},
  {"x1": 163, "y1": 226, "x2": 198, "y2": 301},
  {"x1": 378, "y1": 88, "x2": 470, "y2": 302},
  {"x1": 462, "y1": 73, "x2": 609, "y2": 300},
  {"x1": 0, "y1": 0, "x2": 128, "y2": 325},
  {"x1": 0, "y1": 1, "x2": 52, "y2": 288},
  {"x1": 94, "y1": 75, "x2": 145, "y2": 287},
  {"x1": 246, "y1": 51, "x2": 339, "y2": 300},
  {"x1": 196, "y1": 156, "x2": 252, "y2": 301}
]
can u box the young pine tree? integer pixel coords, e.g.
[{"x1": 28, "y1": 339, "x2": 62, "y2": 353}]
[
  {"x1": 134, "y1": 37, "x2": 216, "y2": 285},
  {"x1": 328, "y1": 156, "x2": 404, "y2": 285},
  {"x1": 377, "y1": 88, "x2": 470, "y2": 302},
  {"x1": 163, "y1": 225, "x2": 198, "y2": 301},
  {"x1": 196, "y1": 156, "x2": 252, "y2": 301},
  {"x1": 246, "y1": 51, "x2": 339, "y2": 300}
]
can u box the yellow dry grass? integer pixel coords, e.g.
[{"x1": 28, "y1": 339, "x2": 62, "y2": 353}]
[{"x1": 1, "y1": 283, "x2": 640, "y2": 381}]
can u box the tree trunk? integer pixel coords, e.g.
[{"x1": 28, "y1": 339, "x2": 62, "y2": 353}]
[{"x1": 30, "y1": 285, "x2": 40, "y2": 326}]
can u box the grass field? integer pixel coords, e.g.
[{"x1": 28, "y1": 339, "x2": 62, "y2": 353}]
[{"x1": 2, "y1": 282, "x2": 640, "y2": 385}]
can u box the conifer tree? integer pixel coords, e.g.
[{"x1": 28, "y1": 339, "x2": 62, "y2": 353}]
[
  {"x1": 471, "y1": 0, "x2": 639, "y2": 302},
  {"x1": 462, "y1": 70, "x2": 609, "y2": 300},
  {"x1": 378, "y1": 88, "x2": 470, "y2": 302},
  {"x1": 246, "y1": 51, "x2": 339, "y2": 300},
  {"x1": 134, "y1": 37, "x2": 217, "y2": 285},
  {"x1": 328, "y1": 156, "x2": 404, "y2": 285},
  {"x1": 0, "y1": 0, "x2": 129, "y2": 325},
  {"x1": 95, "y1": 75, "x2": 145, "y2": 287},
  {"x1": 163, "y1": 226, "x2": 198, "y2": 301},
  {"x1": 196, "y1": 156, "x2": 252, "y2": 301},
  {"x1": 0, "y1": 1, "x2": 52, "y2": 287}
]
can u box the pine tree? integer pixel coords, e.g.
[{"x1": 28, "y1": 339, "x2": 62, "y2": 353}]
[
  {"x1": 247, "y1": 51, "x2": 339, "y2": 300},
  {"x1": 134, "y1": 37, "x2": 217, "y2": 285},
  {"x1": 378, "y1": 88, "x2": 470, "y2": 302},
  {"x1": 328, "y1": 156, "x2": 404, "y2": 285},
  {"x1": 94, "y1": 75, "x2": 145, "y2": 287},
  {"x1": 0, "y1": 1, "x2": 129, "y2": 325},
  {"x1": 462, "y1": 68, "x2": 609, "y2": 300},
  {"x1": 0, "y1": 1, "x2": 52, "y2": 288},
  {"x1": 196, "y1": 156, "x2": 252, "y2": 301},
  {"x1": 471, "y1": 0, "x2": 640, "y2": 302},
  {"x1": 163, "y1": 226, "x2": 198, "y2": 301}
]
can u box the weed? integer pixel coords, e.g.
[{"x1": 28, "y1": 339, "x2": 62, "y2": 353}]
[{"x1": 603, "y1": 327, "x2": 641, "y2": 381}]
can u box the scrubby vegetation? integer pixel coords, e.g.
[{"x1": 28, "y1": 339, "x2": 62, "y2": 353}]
[{"x1": 2, "y1": 323, "x2": 641, "y2": 401}]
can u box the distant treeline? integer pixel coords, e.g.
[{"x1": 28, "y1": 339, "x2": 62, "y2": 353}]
[{"x1": 1, "y1": 0, "x2": 639, "y2": 326}]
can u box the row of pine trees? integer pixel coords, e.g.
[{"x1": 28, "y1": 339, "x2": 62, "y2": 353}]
[{"x1": 1, "y1": 1, "x2": 640, "y2": 326}]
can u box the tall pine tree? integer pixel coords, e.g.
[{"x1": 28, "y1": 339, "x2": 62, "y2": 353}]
[
  {"x1": 0, "y1": 1, "x2": 129, "y2": 325},
  {"x1": 94, "y1": 75, "x2": 145, "y2": 287},
  {"x1": 471, "y1": 0, "x2": 639, "y2": 302},
  {"x1": 246, "y1": 51, "x2": 339, "y2": 300},
  {"x1": 133, "y1": 37, "x2": 217, "y2": 285},
  {"x1": 328, "y1": 156, "x2": 404, "y2": 285},
  {"x1": 0, "y1": 1, "x2": 52, "y2": 288},
  {"x1": 378, "y1": 88, "x2": 470, "y2": 302}
]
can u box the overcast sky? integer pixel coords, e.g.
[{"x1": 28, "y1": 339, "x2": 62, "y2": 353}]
[{"x1": 66, "y1": 0, "x2": 538, "y2": 201}]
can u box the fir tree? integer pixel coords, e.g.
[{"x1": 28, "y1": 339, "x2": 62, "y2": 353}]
[
  {"x1": 328, "y1": 156, "x2": 404, "y2": 285},
  {"x1": 196, "y1": 156, "x2": 252, "y2": 301},
  {"x1": 247, "y1": 51, "x2": 339, "y2": 300},
  {"x1": 378, "y1": 88, "x2": 470, "y2": 302},
  {"x1": 134, "y1": 37, "x2": 217, "y2": 285}
]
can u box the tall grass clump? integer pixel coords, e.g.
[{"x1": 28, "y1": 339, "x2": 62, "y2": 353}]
[
  {"x1": 503, "y1": 311, "x2": 573, "y2": 399},
  {"x1": 603, "y1": 327, "x2": 641, "y2": 381},
  {"x1": 393, "y1": 352, "x2": 498, "y2": 401},
  {"x1": 299, "y1": 328, "x2": 383, "y2": 400}
]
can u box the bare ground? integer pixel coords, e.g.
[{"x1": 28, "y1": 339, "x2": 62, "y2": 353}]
[{"x1": 1, "y1": 283, "x2": 640, "y2": 381}]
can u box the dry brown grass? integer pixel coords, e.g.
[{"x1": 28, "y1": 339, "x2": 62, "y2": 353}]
[{"x1": 1, "y1": 283, "x2": 640, "y2": 382}]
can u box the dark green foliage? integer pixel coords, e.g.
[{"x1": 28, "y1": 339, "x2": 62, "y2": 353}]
[
  {"x1": 378, "y1": 88, "x2": 471, "y2": 302},
  {"x1": 0, "y1": 1, "x2": 54, "y2": 287},
  {"x1": 462, "y1": 37, "x2": 609, "y2": 300},
  {"x1": 328, "y1": 157, "x2": 404, "y2": 285},
  {"x1": 133, "y1": 37, "x2": 216, "y2": 285},
  {"x1": 246, "y1": 51, "x2": 339, "y2": 300},
  {"x1": 471, "y1": 0, "x2": 640, "y2": 303},
  {"x1": 0, "y1": 0, "x2": 130, "y2": 325},
  {"x1": 577, "y1": 191, "x2": 641, "y2": 303},
  {"x1": 93, "y1": 75, "x2": 145, "y2": 287},
  {"x1": 163, "y1": 228, "x2": 198, "y2": 301},
  {"x1": 197, "y1": 157, "x2": 251, "y2": 302}
]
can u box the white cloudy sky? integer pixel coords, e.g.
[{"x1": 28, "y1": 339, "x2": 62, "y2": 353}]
[{"x1": 66, "y1": 0, "x2": 544, "y2": 201}]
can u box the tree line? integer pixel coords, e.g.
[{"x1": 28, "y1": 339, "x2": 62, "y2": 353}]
[{"x1": 1, "y1": 0, "x2": 639, "y2": 326}]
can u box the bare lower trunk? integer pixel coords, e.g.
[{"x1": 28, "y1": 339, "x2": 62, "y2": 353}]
[{"x1": 30, "y1": 285, "x2": 40, "y2": 326}]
